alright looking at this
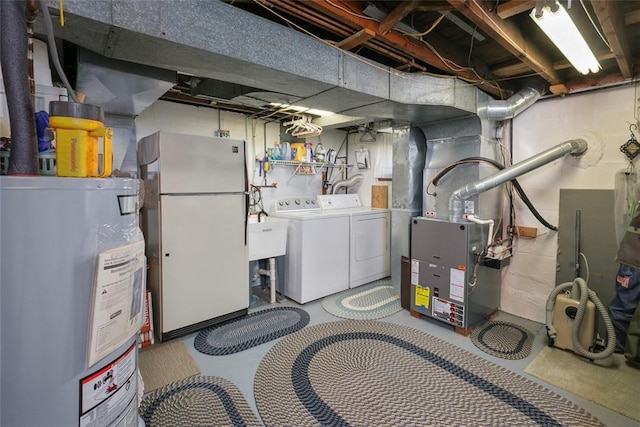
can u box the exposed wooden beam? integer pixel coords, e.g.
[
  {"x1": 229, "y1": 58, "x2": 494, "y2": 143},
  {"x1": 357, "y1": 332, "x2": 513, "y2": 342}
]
[
  {"x1": 447, "y1": 0, "x2": 561, "y2": 84},
  {"x1": 270, "y1": 0, "x2": 429, "y2": 72},
  {"x1": 304, "y1": 0, "x2": 503, "y2": 97},
  {"x1": 552, "y1": 50, "x2": 617, "y2": 71},
  {"x1": 493, "y1": 48, "x2": 618, "y2": 77},
  {"x1": 491, "y1": 61, "x2": 531, "y2": 78},
  {"x1": 379, "y1": 1, "x2": 420, "y2": 35},
  {"x1": 336, "y1": 28, "x2": 376, "y2": 50},
  {"x1": 592, "y1": 0, "x2": 632, "y2": 78},
  {"x1": 626, "y1": 9, "x2": 640, "y2": 26},
  {"x1": 413, "y1": 1, "x2": 453, "y2": 12},
  {"x1": 496, "y1": 0, "x2": 536, "y2": 19}
]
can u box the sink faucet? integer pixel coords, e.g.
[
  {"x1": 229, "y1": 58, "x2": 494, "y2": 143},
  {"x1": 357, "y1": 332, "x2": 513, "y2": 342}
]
[{"x1": 258, "y1": 210, "x2": 269, "y2": 223}]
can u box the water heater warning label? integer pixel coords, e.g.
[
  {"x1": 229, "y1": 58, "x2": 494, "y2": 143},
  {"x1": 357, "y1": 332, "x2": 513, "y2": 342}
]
[{"x1": 80, "y1": 344, "x2": 138, "y2": 427}]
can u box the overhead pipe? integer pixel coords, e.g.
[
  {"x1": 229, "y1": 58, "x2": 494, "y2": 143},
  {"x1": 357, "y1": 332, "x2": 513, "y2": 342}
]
[
  {"x1": 449, "y1": 139, "x2": 588, "y2": 222},
  {"x1": 1, "y1": 0, "x2": 39, "y2": 175},
  {"x1": 486, "y1": 81, "x2": 547, "y2": 120}
]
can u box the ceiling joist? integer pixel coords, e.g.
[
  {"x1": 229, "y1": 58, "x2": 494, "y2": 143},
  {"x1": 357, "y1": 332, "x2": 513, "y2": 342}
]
[
  {"x1": 592, "y1": 1, "x2": 633, "y2": 79},
  {"x1": 336, "y1": 28, "x2": 376, "y2": 50},
  {"x1": 447, "y1": 0, "x2": 561, "y2": 84},
  {"x1": 305, "y1": 0, "x2": 503, "y2": 97},
  {"x1": 378, "y1": 1, "x2": 420, "y2": 35},
  {"x1": 496, "y1": 0, "x2": 536, "y2": 20}
]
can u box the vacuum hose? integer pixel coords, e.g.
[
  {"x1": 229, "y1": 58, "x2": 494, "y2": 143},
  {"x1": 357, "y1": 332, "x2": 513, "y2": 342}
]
[{"x1": 546, "y1": 278, "x2": 616, "y2": 361}]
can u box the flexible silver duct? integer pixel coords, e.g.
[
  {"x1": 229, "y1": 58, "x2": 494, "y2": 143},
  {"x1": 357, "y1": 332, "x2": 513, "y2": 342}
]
[
  {"x1": 1, "y1": 0, "x2": 39, "y2": 175},
  {"x1": 392, "y1": 127, "x2": 427, "y2": 211},
  {"x1": 332, "y1": 174, "x2": 364, "y2": 194},
  {"x1": 449, "y1": 139, "x2": 588, "y2": 222},
  {"x1": 486, "y1": 82, "x2": 546, "y2": 120}
]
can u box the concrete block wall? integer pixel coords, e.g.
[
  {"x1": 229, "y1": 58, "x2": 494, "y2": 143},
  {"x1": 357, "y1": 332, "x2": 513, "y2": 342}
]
[{"x1": 504, "y1": 83, "x2": 638, "y2": 322}]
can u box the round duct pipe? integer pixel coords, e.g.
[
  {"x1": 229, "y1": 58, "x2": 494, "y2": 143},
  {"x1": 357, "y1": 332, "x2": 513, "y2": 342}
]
[
  {"x1": 486, "y1": 81, "x2": 547, "y2": 121},
  {"x1": 449, "y1": 139, "x2": 588, "y2": 222}
]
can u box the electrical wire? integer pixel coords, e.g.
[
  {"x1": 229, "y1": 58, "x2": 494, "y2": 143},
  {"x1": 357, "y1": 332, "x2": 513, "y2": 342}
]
[
  {"x1": 429, "y1": 157, "x2": 558, "y2": 231},
  {"x1": 251, "y1": 0, "x2": 505, "y2": 95},
  {"x1": 579, "y1": 0, "x2": 611, "y2": 50},
  {"x1": 405, "y1": 14, "x2": 446, "y2": 37}
]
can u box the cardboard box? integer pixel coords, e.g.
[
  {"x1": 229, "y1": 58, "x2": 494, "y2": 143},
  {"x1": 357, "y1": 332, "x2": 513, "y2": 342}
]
[{"x1": 137, "y1": 290, "x2": 155, "y2": 348}]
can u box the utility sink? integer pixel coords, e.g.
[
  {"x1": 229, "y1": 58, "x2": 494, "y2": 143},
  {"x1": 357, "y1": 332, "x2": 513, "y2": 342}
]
[{"x1": 248, "y1": 216, "x2": 289, "y2": 261}]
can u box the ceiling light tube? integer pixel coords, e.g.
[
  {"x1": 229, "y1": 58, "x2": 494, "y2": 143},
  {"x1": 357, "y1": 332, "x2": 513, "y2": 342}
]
[{"x1": 530, "y1": 1, "x2": 600, "y2": 75}]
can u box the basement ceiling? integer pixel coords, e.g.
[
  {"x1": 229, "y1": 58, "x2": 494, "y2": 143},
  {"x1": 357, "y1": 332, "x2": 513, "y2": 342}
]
[{"x1": 218, "y1": 0, "x2": 640, "y2": 99}]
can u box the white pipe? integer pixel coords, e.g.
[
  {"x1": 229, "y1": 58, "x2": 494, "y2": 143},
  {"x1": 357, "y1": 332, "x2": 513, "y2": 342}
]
[
  {"x1": 258, "y1": 258, "x2": 277, "y2": 303},
  {"x1": 269, "y1": 257, "x2": 276, "y2": 304},
  {"x1": 465, "y1": 214, "x2": 494, "y2": 247}
]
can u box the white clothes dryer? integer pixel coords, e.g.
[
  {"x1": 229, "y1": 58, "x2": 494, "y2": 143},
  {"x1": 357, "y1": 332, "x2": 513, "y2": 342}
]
[
  {"x1": 270, "y1": 197, "x2": 350, "y2": 303},
  {"x1": 317, "y1": 194, "x2": 390, "y2": 288}
]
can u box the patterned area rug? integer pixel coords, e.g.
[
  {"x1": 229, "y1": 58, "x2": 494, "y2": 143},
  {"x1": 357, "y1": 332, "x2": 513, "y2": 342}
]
[
  {"x1": 140, "y1": 375, "x2": 261, "y2": 427},
  {"x1": 254, "y1": 320, "x2": 603, "y2": 426},
  {"x1": 321, "y1": 279, "x2": 402, "y2": 320},
  {"x1": 194, "y1": 306, "x2": 309, "y2": 355},
  {"x1": 470, "y1": 321, "x2": 534, "y2": 360}
]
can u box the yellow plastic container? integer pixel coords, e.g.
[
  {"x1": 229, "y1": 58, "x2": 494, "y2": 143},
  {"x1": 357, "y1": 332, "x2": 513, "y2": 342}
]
[
  {"x1": 49, "y1": 115, "x2": 112, "y2": 178},
  {"x1": 290, "y1": 143, "x2": 306, "y2": 162}
]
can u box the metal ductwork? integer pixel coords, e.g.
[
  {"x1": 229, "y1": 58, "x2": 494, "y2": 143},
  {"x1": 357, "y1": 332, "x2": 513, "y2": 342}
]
[
  {"x1": 485, "y1": 80, "x2": 547, "y2": 121},
  {"x1": 75, "y1": 48, "x2": 176, "y2": 116},
  {"x1": 449, "y1": 139, "x2": 588, "y2": 222},
  {"x1": 37, "y1": 0, "x2": 478, "y2": 126}
]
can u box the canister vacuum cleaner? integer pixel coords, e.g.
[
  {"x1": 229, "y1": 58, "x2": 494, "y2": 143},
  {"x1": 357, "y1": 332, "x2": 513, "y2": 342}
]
[
  {"x1": 545, "y1": 212, "x2": 616, "y2": 363},
  {"x1": 546, "y1": 277, "x2": 616, "y2": 363}
]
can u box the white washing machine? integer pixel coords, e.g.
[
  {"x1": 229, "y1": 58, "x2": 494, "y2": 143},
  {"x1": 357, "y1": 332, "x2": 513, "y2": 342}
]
[
  {"x1": 318, "y1": 194, "x2": 391, "y2": 288},
  {"x1": 271, "y1": 197, "x2": 350, "y2": 303}
]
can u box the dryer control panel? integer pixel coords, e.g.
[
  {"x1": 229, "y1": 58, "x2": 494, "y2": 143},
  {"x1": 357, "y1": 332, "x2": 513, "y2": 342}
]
[
  {"x1": 272, "y1": 197, "x2": 319, "y2": 213},
  {"x1": 317, "y1": 194, "x2": 361, "y2": 209}
]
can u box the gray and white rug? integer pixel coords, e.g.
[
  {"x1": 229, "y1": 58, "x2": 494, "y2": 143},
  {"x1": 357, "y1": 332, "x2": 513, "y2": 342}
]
[
  {"x1": 194, "y1": 306, "x2": 309, "y2": 355},
  {"x1": 140, "y1": 375, "x2": 260, "y2": 427},
  {"x1": 254, "y1": 320, "x2": 603, "y2": 426},
  {"x1": 321, "y1": 279, "x2": 402, "y2": 320},
  {"x1": 470, "y1": 320, "x2": 534, "y2": 360}
]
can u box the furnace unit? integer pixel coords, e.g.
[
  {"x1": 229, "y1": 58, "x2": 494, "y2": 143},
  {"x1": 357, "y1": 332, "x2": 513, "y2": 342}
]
[{"x1": 410, "y1": 217, "x2": 502, "y2": 330}]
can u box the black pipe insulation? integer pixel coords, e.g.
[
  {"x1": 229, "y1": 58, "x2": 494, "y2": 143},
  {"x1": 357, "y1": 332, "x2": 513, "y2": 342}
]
[
  {"x1": 432, "y1": 156, "x2": 558, "y2": 231},
  {"x1": 1, "y1": 0, "x2": 39, "y2": 175}
]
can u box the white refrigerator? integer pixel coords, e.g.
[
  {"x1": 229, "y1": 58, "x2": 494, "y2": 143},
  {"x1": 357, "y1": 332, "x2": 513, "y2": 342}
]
[{"x1": 138, "y1": 131, "x2": 249, "y2": 341}]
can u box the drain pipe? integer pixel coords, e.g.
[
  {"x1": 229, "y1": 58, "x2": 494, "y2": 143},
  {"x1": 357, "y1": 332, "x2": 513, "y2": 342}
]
[
  {"x1": 449, "y1": 139, "x2": 588, "y2": 222},
  {"x1": 1, "y1": 0, "x2": 39, "y2": 175},
  {"x1": 486, "y1": 81, "x2": 546, "y2": 121}
]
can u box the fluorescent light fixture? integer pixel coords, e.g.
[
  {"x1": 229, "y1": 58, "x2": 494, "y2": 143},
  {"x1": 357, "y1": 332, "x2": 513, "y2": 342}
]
[
  {"x1": 268, "y1": 102, "x2": 334, "y2": 117},
  {"x1": 530, "y1": 1, "x2": 600, "y2": 75}
]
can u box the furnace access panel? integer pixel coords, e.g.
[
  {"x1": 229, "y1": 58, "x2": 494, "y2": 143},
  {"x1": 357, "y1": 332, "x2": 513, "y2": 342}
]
[{"x1": 410, "y1": 217, "x2": 501, "y2": 329}]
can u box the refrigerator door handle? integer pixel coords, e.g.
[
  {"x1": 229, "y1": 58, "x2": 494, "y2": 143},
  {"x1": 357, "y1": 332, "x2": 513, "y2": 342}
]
[
  {"x1": 244, "y1": 141, "x2": 249, "y2": 246},
  {"x1": 244, "y1": 192, "x2": 249, "y2": 246}
]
